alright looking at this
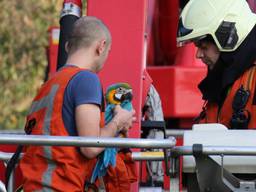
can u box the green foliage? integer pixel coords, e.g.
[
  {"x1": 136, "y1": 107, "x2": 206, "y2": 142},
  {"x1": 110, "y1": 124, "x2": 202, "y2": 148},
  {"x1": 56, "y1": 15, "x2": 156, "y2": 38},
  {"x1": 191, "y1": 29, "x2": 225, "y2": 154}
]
[{"x1": 0, "y1": 0, "x2": 63, "y2": 130}]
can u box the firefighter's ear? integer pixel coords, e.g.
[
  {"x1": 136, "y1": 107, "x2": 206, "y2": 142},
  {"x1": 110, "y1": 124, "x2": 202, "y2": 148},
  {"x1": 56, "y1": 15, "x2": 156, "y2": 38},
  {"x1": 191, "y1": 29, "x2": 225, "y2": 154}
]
[{"x1": 65, "y1": 42, "x2": 69, "y2": 53}]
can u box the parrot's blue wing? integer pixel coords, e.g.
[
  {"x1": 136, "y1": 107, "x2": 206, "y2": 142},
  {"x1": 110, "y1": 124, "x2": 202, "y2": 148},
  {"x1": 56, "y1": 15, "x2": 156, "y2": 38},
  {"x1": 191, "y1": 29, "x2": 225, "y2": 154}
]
[
  {"x1": 90, "y1": 98, "x2": 132, "y2": 183},
  {"x1": 90, "y1": 148, "x2": 117, "y2": 182}
]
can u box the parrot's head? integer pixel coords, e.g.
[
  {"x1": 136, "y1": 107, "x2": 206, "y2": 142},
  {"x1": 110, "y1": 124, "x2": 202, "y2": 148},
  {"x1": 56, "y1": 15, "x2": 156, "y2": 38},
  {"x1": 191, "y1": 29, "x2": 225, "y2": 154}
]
[{"x1": 106, "y1": 83, "x2": 133, "y2": 105}]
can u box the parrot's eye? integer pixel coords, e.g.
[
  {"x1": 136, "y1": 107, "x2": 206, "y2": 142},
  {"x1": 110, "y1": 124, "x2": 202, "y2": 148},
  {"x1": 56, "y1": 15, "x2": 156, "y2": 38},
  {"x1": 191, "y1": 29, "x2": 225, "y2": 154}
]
[{"x1": 116, "y1": 87, "x2": 125, "y2": 93}]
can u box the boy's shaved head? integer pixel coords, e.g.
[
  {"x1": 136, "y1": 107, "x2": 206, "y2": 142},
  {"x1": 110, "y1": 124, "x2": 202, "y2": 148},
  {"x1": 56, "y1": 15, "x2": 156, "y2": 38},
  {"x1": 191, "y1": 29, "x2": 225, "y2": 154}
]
[{"x1": 67, "y1": 16, "x2": 111, "y2": 54}]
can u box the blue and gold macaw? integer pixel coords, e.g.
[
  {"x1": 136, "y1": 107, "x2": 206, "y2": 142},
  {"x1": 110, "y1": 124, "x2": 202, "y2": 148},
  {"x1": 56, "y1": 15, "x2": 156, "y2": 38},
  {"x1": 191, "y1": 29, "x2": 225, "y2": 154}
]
[
  {"x1": 90, "y1": 83, "x2": 133, "y2": 183},
  {"x1": 105, "y1": 83, "x2": 133, "y2": 124}
]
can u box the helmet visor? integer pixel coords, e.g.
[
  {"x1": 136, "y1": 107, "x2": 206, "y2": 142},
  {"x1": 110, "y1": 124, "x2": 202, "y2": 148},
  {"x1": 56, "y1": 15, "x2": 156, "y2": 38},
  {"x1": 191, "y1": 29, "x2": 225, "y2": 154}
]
[
  {"x1": 177, "y1": 35, "x2": 208, "y2": 47},
  {"x1": 177, "y1": 18, "x2": 193, "y2": 38}
]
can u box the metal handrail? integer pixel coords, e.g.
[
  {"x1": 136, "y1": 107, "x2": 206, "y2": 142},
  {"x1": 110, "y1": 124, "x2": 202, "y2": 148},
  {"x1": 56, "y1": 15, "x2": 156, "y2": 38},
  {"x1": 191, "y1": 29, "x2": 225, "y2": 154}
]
[
  {"x1": 0, "y1": 134, "x2": 176, "y2": 148},
  {"x1": 2, "y1": 146, "x2": 256, "y2": 163},
  {"x1": 172, "y1": 146, "x2": 256, "y2": 156},
  {"x1": 0, "y1": 134, "x2": 176, "y2": 192},
  {"x1": 1, "y1": 144, "x2": 256, "y2": 191},
  {"x1": 0, "y1": 151, "x2": 165, "y2": 162},
  {"x1": 166, "y1": 129, "x2": 184, "y2": 137},
  {"x1": 133, "y1": 146, "x2": 256, "y2": 161},
  {"x1": 0, "y1": 152, "x2": 13, "y2": 161},
  {"x1": 0, "y1": 180, "x2": 6, "y2": 192}
]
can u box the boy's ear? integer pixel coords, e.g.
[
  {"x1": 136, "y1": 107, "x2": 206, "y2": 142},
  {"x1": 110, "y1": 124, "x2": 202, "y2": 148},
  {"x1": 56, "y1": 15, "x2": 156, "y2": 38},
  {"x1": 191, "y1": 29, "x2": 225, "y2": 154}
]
[{"x1": 97, "y1": 40, "x2": 106, "y2": 55}]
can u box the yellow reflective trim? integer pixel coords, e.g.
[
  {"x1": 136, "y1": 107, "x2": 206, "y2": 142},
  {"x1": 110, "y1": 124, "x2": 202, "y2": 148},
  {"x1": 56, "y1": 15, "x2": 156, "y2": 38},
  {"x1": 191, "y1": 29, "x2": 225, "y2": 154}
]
[{"x1": 140, "y1": 151, "x2": 164, "y2": 157}]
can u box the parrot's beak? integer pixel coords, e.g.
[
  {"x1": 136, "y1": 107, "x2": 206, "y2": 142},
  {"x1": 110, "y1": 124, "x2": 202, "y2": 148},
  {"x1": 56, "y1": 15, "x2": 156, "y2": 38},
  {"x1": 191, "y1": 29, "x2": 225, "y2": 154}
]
[{"x1": 114, "y1": 89, "x2": 132, "y2": 102}]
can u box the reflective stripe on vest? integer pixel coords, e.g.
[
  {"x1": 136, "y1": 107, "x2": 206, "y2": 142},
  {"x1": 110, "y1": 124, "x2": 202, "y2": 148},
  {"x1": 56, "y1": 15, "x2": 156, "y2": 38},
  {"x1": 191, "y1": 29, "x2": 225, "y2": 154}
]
[{"x1": 28, "y1": 85, "x2": 59, "y2": 190}]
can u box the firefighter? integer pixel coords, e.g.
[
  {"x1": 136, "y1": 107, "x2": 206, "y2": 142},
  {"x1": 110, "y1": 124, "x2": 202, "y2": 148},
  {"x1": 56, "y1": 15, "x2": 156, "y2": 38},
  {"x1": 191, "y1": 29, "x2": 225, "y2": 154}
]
[
  {"x1": 177, "y1": 0, "x2": 256, "y2": 129},
  {"x1": 19, "y1": 16, "x2": 136, "y2": 191}
]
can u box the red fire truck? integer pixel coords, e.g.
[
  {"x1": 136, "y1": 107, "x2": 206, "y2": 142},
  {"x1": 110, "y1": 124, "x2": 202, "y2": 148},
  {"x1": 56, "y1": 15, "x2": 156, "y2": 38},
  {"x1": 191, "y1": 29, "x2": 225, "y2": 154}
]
[{"x1": 1, "y1": 0, "x2": 256, "y2": 191}]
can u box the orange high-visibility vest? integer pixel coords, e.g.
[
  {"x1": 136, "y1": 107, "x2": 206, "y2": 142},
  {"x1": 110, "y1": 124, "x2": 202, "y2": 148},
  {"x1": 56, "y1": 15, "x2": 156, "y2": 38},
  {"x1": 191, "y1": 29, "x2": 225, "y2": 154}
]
[
  {"x1": 19, "y1": 66, "x2": 137, "y2": 192},
  {"x1": 20, "y1": 67, "x2": 98, "y2": 191},
  {"x1": 200, "y1": 66, "x2": 256, "y2": 129}
]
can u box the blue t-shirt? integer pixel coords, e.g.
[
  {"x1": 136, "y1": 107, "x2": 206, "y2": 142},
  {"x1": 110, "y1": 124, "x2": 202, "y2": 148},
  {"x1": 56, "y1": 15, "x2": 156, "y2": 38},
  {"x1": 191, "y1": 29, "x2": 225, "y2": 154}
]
[{"x1": 62, "y1": 70, "x2": 102, "y2": 136}]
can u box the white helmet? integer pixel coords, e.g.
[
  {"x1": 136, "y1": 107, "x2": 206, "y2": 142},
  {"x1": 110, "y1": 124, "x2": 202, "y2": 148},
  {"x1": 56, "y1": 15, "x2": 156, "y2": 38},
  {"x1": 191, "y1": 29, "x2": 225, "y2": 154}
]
[{"x1": 177, "y1": 0, "x2": 256, "y2": 51}]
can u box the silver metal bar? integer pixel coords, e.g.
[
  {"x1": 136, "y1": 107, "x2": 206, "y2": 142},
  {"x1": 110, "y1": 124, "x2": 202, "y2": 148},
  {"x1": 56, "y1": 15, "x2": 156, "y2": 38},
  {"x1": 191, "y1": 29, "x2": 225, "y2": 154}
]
[
  {"x1": 0, "y1": 181, "x2": 6, "y2": 192},
  {"x1": 172, "y1": 146, "x2": 256, "y2": 155},
  {"x1": 0, "y1": 152, "x2": 13, "y2": 161},
  {"x1": 0, "y1": 130, "x2": 24, "y2": 134},
  {"x1": 166, "y1": 129, "x2": 184, "y2": 137},
  {"x1": 7, "y1": 171, "x2": 13, "y2": 192},
  {"x1": 0, "y1": 151, "x2": 166, "y2": 162},
  {"x1": 0, "y1": 151, "x2": 165, "y2": 162},
  {"x1": 0, "y1": 134, "x2": 176, "y2": 149},
  {"x1": 2, "y1": 145, "x2": 256, "y2": 162}
]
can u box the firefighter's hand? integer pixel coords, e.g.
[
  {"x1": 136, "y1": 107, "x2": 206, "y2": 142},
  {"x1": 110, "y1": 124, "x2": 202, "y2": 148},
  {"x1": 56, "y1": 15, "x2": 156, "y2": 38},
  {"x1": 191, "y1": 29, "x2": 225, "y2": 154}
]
[{"x1": 112, "y1": 105, "x2": 136, "y2": 133}]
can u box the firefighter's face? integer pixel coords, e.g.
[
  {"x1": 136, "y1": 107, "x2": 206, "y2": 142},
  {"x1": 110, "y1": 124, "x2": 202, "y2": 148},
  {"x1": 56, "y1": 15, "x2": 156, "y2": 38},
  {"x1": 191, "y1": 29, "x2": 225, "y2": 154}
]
[{"x1": 195, "y1": 41, "x2": 220, "y2": 70}]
